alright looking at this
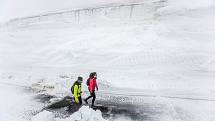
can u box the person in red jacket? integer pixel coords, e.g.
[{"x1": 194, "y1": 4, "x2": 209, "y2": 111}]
[{"x1": 84, "y1": 72, "x2": 98, "y2": 107}]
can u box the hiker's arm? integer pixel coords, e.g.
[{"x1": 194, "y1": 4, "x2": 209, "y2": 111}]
[
  {"x1": 95, "y1": 80, "x2": 98, "y2": 91},
  {"x1": 74, "y1": 85, "x2": 79, "y2": 103}
]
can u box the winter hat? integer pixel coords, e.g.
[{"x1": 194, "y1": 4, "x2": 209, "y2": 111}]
[{"x1": 77, "y1": 76, "x2": 83, "y2": 82}]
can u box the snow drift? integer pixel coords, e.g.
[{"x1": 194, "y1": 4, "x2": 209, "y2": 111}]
[
  {"x1": 1, "y1": 0, "x2": 215, "y2": 121},
  {"x1": 1, "y1": 0, "x2": 215, "y2": 91},
  {"x1": 31, "y1": 106, "x2": 107, "y2": 121}
]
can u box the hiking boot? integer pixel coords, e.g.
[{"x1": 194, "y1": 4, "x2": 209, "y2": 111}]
[{"x1": 84, "y1": 99, "x2": 88, "y2": 104}]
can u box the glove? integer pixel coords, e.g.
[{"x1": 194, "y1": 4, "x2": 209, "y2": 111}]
[{"x1": 96, "y1": 87, "x2": 98, "y2": 91}]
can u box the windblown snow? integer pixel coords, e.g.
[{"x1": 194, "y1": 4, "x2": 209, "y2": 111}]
[{"x1": 0, "y1": 0, "x2": 215, "y2": 121}]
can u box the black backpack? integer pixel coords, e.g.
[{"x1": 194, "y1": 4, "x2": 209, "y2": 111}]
[
  {"x1": 86, "y1": 72, "x2": 94, "y2": 86},
  {"x1": 71, "y1": 81, "x2": 79, "y2": 94},
  {"x1": 86, "y1": 78, "x2": 90, "y2": 86}
]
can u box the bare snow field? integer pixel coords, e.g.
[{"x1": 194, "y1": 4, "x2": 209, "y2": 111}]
[{"x1": 1, "y1": 0, "x2": 215, "y2": 121}]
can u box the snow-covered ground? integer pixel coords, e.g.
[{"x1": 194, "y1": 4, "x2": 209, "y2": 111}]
[{"x1": 1, "y1": 0, "x2": 215, "y2": 121}]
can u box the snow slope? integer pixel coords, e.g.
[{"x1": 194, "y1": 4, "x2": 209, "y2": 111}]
[
  {"x1": 1, "y1": 0, "x2": 215, "y2": 91},
  {"x1": 1, "y1": 0, "x2": 215, "y2": 121}
]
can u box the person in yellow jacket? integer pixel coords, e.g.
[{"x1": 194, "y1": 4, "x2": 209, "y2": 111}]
[{"x1": 72, "y1": 76, "x2": 83, "y2": 105}]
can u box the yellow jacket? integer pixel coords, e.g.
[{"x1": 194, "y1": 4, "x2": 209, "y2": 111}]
[{"x1": 73, "y1": 84, "x2": 82, "y2": 103}]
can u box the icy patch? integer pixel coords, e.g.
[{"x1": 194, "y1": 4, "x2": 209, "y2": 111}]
[{"x1": 31, "y1": 106, "x2": 108, "y2": 121}]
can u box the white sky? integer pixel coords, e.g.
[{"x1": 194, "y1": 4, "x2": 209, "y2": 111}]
[{"x1": 0, "y1": 0, "x2": 133, "y2": 23}]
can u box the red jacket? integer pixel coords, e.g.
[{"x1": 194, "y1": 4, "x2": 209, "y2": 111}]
[{"x1": 89, "y1": 78, "x2": 98, "y2": 93}]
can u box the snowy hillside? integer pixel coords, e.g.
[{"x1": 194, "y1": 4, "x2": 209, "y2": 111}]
[
  {"x1": 1, "y1": 0, "x2": 215, "y2": 121},
  {"x1": 1, "y1": 0, "x2": 215, "y2": 91}
]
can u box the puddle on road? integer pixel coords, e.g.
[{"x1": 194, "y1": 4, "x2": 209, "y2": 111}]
[{"x1": 34, "y1": 94, "x2": 164, "y2": 121}]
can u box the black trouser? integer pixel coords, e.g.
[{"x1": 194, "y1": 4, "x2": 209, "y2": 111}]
[
  {"x1": 78, "y1": 96, "x2": 82, "y2": 105},
  {"x1": 86, "y1": 90, "x2": 96, "y2": 105}
]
